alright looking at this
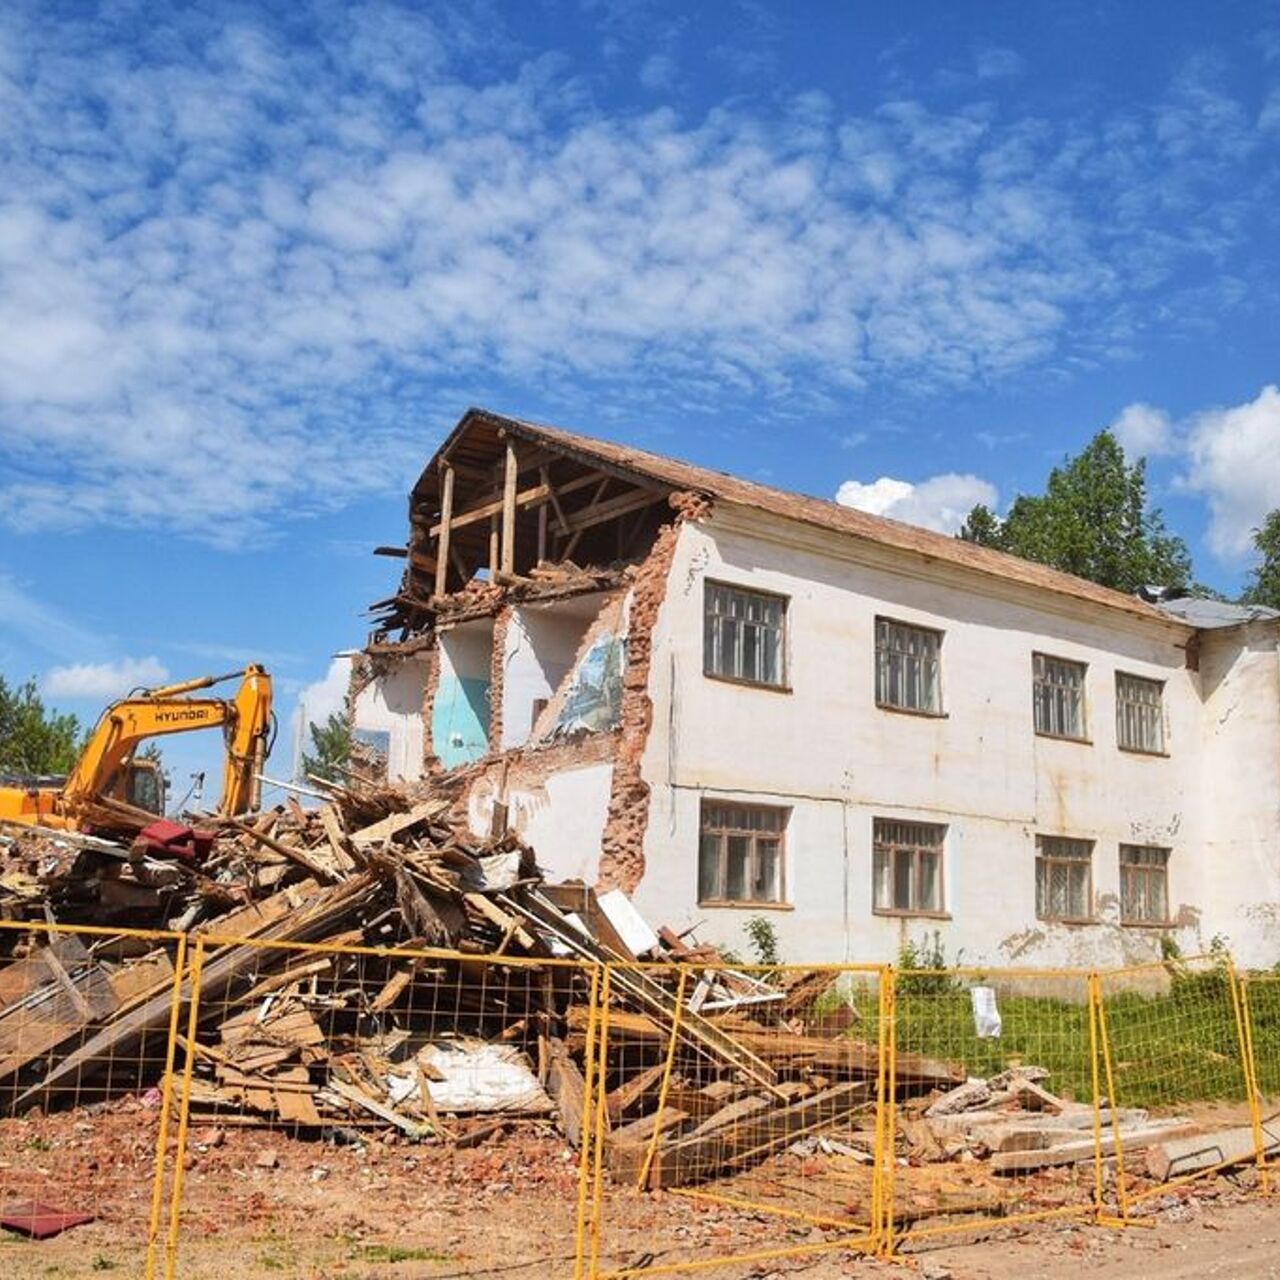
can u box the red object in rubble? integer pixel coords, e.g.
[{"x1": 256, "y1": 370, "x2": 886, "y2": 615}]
[
  {"x1": 136, "y1": 819, "x2": 213, "y2": 862},
  {"x1": 0, "y1": 1200, "x2": 95, "y2": 1239}
]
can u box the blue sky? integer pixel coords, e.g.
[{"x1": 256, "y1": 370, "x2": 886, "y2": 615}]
[{"x1": 2, "y1": 0, "x2": 1279, "y2": 803}]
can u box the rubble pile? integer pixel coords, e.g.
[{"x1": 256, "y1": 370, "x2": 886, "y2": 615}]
[{"x1": 0, "y1": 784, "x2": 968, "y2": 1190}]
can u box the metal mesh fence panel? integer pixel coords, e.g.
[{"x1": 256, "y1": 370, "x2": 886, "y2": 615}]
[
  {"x1": 1233, "y1": 973, "x2": 1280, "y2": 1192},
  {"x1": 166, "y1": 934, "x2": 601, "y2": 1280},
  {"x1": 0, "y1": 919, "x2": 185, "y2": 1280},
  {"x1": 884, "y1": 967, "x2": 1101, "y2": 1252},
  {"x1": 1096, "y1": 954, "x2": 1255, "y2": 1217},
  {"x1": 583, "y1": 963, "x2": 884, "y2": 1279}
]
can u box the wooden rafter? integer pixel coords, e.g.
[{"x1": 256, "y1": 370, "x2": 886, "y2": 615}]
[{"x1": 426, "y1": 470, "x2": 602, "y2": 536}]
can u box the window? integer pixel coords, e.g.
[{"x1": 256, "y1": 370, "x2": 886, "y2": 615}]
[
  {"x1": 1116, "y1": 673, "x2": 1165, "y2": 754},
  {"x1": 703, "y1": 582, "x2": 786, "y2": 687},
  {"x1": 1120, "y1": 845, "x2": 1170, "y2": 924},
  {"x1": 876, "y1": 618, "x2": 942, "y2": 714},
  {"x1": 873, "y1": 819, "x2": 946, "y2": 915},
  {"x1": 1033, "y1": 653, "x2": 1087, "y2": 740},
  {"x1": 698, "y1": 802, "x2": 787, "y2": 905},
  {"x1": 1035, "y1": 836, "x2": 1093, "y2": 921}
]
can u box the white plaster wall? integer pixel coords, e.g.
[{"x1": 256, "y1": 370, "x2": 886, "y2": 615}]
[
  {"x1": 635, "y1": 510, "x2": 1224, "y2": 968},
  {"x1": 501, "y1": 599, "x2": 599, "y2": 750},
  {"x1": 352, "y1": 658, "x2": 428, "y2": 783},
  {"x1": 468, "y1": 761, "x2": 611, "y2": 884},
  {"x1": 1197, "y1": 623, "x2": 1280, "y2": 967}
]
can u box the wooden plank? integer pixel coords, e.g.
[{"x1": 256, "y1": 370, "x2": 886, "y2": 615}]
[
  {"x1": 501, "y1": 438, "x2": 518, "y2": 575},
  {"x1": 435, "y1": 461, "x2": 455, "y2": 597},
  {"x1": 559, "y1": 486, "x2": 664, "y2": 536},
  {"x1": 349, "y1": 798, "x2": 449, "y2": 849},
  {"x1": 546, "y1": 1036, "x2": 588, "y2": 1147},
  {"x1": 606, "y1": 1060, "x2": 668, "y2": 1124},
  {"x1": 464, "y1": 893, "x2": 538, "y2": 952},
  {"x1": 318, "y1": 805, "x2": 357, "y2": 872},
  {"x1": 327, "y1": 1076, "x2": 432, "y2": 1139},
  {"x1": 429, "y1": 471, "x2": 602, "y2": 536},
  {"x1": 644, "y1": 1082, "x2": 873, "y2": 1188},
  {"x1": 563, "y1": 1005, "x2": 961, "y2": 1088},
  {"x1": 224, "y1": 817, "x2": 341, "y2": 884}
]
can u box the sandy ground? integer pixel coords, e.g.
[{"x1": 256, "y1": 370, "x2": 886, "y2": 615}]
[{"x1": 3, "y1": 1107, "x2": 1279, "y2": 1279}]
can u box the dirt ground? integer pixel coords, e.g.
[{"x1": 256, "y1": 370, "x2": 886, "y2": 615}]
[{"x1": 3, "y1": 1107, "x2": 1280, "y2": 1279}]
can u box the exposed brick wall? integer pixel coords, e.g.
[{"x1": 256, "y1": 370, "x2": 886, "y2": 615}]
[
  {"x1": 597, "y1": 492, "x2": 711, "y2": 893},
  {"x1": 487, "y1": 605, "x2": 512, "y2": 754},
  {"x1": 418, "y1": 642, "x2": 442, "y2": 774}
]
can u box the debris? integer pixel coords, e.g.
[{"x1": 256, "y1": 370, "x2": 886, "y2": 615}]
[
  {"x1": 1146, "y1": 1121, "x2": 1280, "y2": 1181},
  {"x1": 0, "y1": 1200, "x2": 95, "y2": 1239}
]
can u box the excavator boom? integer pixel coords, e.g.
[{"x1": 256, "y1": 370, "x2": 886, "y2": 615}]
[{"x1": 0, "y1": 664, "x2": 273, "y2": 833}]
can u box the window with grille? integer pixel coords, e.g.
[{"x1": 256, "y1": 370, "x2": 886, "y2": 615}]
[
  {"x1": 873, "y1": 818, "x2": 946, "y2": 914},
  {"x1": 1116, "y1": 673, "x2": 1165, "y2": 754},
  {"x1": 875, "y1": 618, "x2": 942, "y2": 713},
  {"x1": 1035, "y1": 835, "x2": 1093, "y2": 921},
  {"x1": 1033, "y1": 653, "x2": 1087, "y2": 740},
  {"x1": 698, "y1": 802, "x2": 787, "y2": 905},
  {"x1": 1120, "y1": 845, "x2": 1170, "y2": 924},
  {"x1": 703, "y1": 582, "x2": 786, "y2": 687}
]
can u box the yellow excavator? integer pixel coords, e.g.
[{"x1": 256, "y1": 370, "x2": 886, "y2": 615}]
[{"x1": 0, "y1": 665, "x2": 274, "y2": 834}]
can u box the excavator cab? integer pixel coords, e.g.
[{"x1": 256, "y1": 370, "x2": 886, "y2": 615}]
[{"x1": 122, "y1": 758, "x2": 166, "y2": 817}]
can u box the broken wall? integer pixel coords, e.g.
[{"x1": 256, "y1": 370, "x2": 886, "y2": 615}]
[{"x1": 351, "y1": 655, "x2": 429, "y2": 783}]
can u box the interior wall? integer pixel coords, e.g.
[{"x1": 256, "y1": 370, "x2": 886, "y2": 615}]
[
  {"x1": 500, "y1": 597, "x2": 601, "y2": 750},
  {"x1": 432, "y1": 620, "x2": 494, "y2": 769},
  {"x1": 351, "y1": 657, "x2": 429, "y2": 783}
]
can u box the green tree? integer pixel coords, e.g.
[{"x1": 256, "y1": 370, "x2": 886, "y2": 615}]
[
  {"x1": 1242, "y1": 510, "x2": 1280, "y2": 611},
  {"x1": 958, "y1": 430, "x2": 1192, "y2": 593},
  {"x1": 0, "y1": 677, "x2": 82, "y2": 775},
  {"x1": 958, "y1": 503, "x2": 1004, "y2": 547},
  {"x1": 301, "y1": 711, "x2": 351, "y2": 782}
]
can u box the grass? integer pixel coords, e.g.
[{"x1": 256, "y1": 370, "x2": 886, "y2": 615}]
[
  {"x1": 354, "y1": 1244, "x2": 452, "y2": 1264},
  {"x1": 829, "y1": 953, "x2": 1258, "y2": 1110}
]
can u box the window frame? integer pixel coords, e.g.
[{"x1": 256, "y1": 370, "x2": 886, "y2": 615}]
[
  {"x1": 697, "y1": 800, "x2": 790, "y2": 908},
  {"x1": 1032, "y1": 652, "x2": 1090, "y2": 743},
  {"x1": 1034, "y1": 834, "x2": 1095, "y2": 923},
  {"x1": 1119, "y1": 844, "x2": 1172, "y2": 926},
  {"x1": 702, "y1": 580, "x2": 790, "y2": 692},
  {"x1": 875, "y1": 616, "x2": 945, "y2": 717},
  {"x1": 1115, "y1": 671, "x2": 1167, "y2": 756},
  {"x1": 872, "y1": 817, "x2": 948, "y2": 918}
]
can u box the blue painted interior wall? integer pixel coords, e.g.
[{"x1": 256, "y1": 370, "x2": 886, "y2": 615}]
[{"x1": 432, "y1": 675, "x2": 490, "y2": 768}]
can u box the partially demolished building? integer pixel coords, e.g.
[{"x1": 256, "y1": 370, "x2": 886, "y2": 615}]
[{"x1": 357, "y1": 408, "x2": 1280, "y2": 969}]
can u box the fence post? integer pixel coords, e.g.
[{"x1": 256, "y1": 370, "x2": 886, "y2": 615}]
[
  {"x1": 874, "y1": 965, "x2": 897, "y2": 1258},
  {"x1": 164, "y1": 932, "x2": 207, "y2": 1280},
  {"x1": 1230, "y1": 969, "x2": 1270, "y2": 1194},
  {"x1": 573, "y1": 964, "x2": 603, "y2": 1280},
  {"x1": 143, "y1": 930, "x2": 187, "y2": 1280},
  {"x1": 587, "y1": 965, "x2": 614, "y2": 1280}
]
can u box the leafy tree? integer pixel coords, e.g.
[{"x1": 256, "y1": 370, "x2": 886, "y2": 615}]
[
  {"x1": 0, "y1": 677, "x2": 82, "y2": 775},
  {"x1": 958, "y1": 503, "x2": 1003, "y2": 546},
  {"x1": 957, "y1": 430, "x2": 1192, "y2": 593},
  {"x1": 1242, "y1": 510, "x2": 1280, "y2": 611},
  {"x1": 301, "y1": 711, "x2": 351, "y2": 782}
]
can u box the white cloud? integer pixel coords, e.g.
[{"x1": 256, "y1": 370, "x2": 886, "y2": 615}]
[
  {"x1": 835, "y1": 473, "x2": 998, "y2": 534},
  {"x1": 638, "y1": 53, "x2": 676, "y2": 90},
  {"x1": 1110, "y1": 401, "x2": 1176, "y2": 458},
  {"x1": 0, "y1": 4, "x2": 1272, "y2": 544},
  {"x1": 1184, "y1": 385, "x2": 1280, "y2": 558},
  {"x1": 976, "y1": 47, "x2": 1025, "y2": 80},
  {"x1": 44, "y1": 656, "x2": 169, "y2": 700},
  {"x1": 297, "y1": 657, "x2": 352, "y2": 730}
]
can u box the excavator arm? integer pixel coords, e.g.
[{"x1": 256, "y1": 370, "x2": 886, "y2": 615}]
[{"x1": 45, "y1": 665, "x2": 273, "y2": 829}]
